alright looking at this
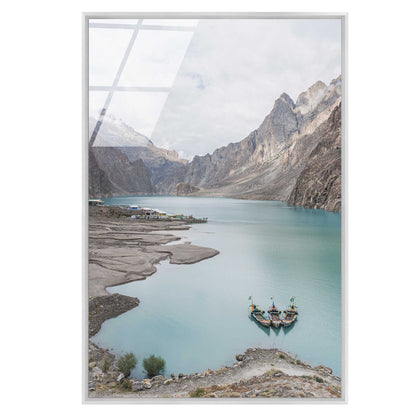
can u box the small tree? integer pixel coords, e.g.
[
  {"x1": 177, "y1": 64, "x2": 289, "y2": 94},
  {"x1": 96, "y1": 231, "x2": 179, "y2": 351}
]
[
  {"x1": 117, "y1": 352, "x2": 137, "y2": 377},
  {"x1": 143, "y1": 354, "x2": 166, "y2": 378},
  {"x1": 190, "y1": 387, "x2": 206, "y2": 398},
  {"x1": 103, "y1": 359, "x2": 111, "y2": 373}
]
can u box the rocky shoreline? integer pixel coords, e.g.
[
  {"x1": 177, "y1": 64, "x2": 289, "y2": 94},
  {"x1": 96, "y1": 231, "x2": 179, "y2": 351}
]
[
  {"x1": 87, "y1": 206, "x2": 341, "y2": 400},
  {"x1": 88, "y1": 347, "x2": 341, "y2": 399}
]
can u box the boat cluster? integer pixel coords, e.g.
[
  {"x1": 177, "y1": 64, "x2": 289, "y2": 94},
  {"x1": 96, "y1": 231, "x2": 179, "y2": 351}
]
[{"x1": 249, "y1": 298, "x2": 298, "y2": 328}]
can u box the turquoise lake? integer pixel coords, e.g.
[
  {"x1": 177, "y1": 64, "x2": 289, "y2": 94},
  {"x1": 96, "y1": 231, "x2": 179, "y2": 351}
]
[{"x1": 91, "y1": 196, "x2": 342, "y2": 378}]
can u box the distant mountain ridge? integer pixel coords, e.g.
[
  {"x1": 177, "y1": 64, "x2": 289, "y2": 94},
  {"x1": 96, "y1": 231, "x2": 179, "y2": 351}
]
[
  {"x1": 89, "y1": 115, "x2": 152, "y2": 147},
  {"x1": 88, "y1": 76, "x2": 342, "y2": 211},
  {"x1": 88, "y1": 115, "x2": 188, "y2": 197}
]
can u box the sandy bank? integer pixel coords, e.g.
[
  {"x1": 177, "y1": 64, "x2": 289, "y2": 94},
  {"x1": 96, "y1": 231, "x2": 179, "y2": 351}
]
[{"x1": 89, "y1": 214, "x2": 219, "y2": 297}]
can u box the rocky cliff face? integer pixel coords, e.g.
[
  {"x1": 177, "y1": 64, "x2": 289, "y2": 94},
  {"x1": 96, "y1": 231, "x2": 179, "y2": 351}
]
[
  {"x1": 88, "y1": 147, "x2": 113, "y2": 198},
  {"x1": 287, "y1": 104, "x2": 341, "y2": 212},
  {"x1": 114, "y1": 145, "x2": 188, "y2": 193},
  {"x1": 91, "y1": 147, "x2": 155, "y2": 196},
  {"x1": 175, "y1": 182, "x2": 200, "y2": 196}
]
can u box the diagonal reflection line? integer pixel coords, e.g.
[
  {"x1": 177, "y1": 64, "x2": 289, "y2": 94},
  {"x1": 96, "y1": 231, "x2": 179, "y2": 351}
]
[
  {"x1": 89, "y1": 86, "x2": 171, "y2": 92},
  {"x1": 89, "y1": 23, "x2": 196, "y2": 32},
  {"x1": 149, "y1": 22, "x2": 199, "y2": 139},
  {"x1": 89, "y1": 19, "x2": 144, "y2": 146}
]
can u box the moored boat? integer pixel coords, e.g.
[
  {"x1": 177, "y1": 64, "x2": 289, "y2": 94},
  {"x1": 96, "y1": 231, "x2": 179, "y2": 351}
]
[
  {"x1": 267, "y1": 301, "x2": 282, "y2": 328},
  {"x1": 282, "y1": 297, "x2": 298, "y2": 327},
  {"x1": 249, "y1": 303, "x2": 271, "y2": 327}
]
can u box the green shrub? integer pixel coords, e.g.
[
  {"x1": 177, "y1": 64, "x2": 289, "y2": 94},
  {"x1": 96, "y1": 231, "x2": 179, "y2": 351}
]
[
  {"x1": 122, "y1": 379, "x2": 132, "y2": 390},
  {"x1": 190, "y1": 387, "x2": 206, "y2": 398},
  {"x1": 279, "y1": 353, "x2": 285, "y2": 359},
  {"x1": 314, "y1": 376, "x2": 324, "y2": 383},
  {"x1": 143, "y1": 354, "x2": 166, "y2": 378},
  {"x1": 117, "y1": 353, "x2": 138, "y2": 376},
  {"x1": 103, "y1": 359, "x2": 111, "y2": 373},
  {"x1": 296, "y1": 359, "x2": 302, "y2": 365}
]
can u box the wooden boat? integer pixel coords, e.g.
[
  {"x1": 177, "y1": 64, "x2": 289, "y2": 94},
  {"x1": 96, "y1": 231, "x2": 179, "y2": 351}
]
[
  {"x1": 267, "y1": 302, "x2": 282, "y2": 328},
  {"x1": 249, "y1": 304, "x2": 271, "y2": 327},
  {"x1": 282, "y1": 298, "x2": 298, "y2": 327}
]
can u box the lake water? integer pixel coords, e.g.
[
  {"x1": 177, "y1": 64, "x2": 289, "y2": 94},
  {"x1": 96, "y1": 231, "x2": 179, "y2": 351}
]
[{"x1": 91, "y1": 196, "x2": 342, "y2": 378}]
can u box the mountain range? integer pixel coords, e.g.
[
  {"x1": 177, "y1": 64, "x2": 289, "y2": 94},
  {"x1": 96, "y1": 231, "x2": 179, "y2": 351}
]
[{"x1": 89, "y1": 76, "x2": 342, "y2": 212}]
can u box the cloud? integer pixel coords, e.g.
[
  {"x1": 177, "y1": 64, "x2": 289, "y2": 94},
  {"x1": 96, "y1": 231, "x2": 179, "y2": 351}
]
[
  {"x1": 89, "y1": 18, "x2": 341, "y2": 159},
  {"x1": 118, "y1": 29, "x2": 194, "y2": 87},
  {"x1": 151, "y1": 19, "x2": 341, "y2": 159}
]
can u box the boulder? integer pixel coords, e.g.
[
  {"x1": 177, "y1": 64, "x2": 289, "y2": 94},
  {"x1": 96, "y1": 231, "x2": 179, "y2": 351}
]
[
  {"x1": 117, "y1": 373, "x2": 125, "y2": 383},
  {"x1": 163, "y1": 379, "x2": 173, "y2": 385},
  {"x1": 92, "y1": 366, "x2": 103, "y2": 375},
  {"x1": 151, "y1": 375, "x2": 165, "y2": 382},
  {"x1": 178, "y1": 373, "x2": 185, "y2": 378},
  {"x1": 236, "y1": 354, "x2": 245, "y2": 361},
  {"x1": 132, "y1": 380, "x2": 144, "y2": 391},
  {"x1": 88, "y1": 361, "x2": 97, "y2": 369},
  {"x1": 88, "y1": 381, "x2": 95, "y2": 391},
  {"x1": 202, "y1": 369, "x2": 214, "y2": 376},
  {"x1": 314, "y1": 365, "x2": 332, "y2": 375},
  {"x1": 143, "y1": 381, "x2": 152, "y2": 389}
]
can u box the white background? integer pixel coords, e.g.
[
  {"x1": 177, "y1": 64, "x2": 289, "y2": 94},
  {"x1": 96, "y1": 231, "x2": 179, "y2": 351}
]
[{"x1": 1, "y1": 0, "x2": 415, "y2": 414}]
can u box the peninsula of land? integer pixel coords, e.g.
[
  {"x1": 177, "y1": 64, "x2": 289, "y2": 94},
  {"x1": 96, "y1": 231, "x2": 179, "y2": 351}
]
[{"x1": 88, "y1": 205, "x2": 219, "y2": 336}]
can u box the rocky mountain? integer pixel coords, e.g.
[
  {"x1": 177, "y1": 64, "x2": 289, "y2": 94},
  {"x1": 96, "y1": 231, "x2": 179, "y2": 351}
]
[
  {"x1": 287, "y1": 104, "x2": 341, "y2": 212},
  {"x1": 175, "y1": 182, "x2": 200, "y2": 196},
  {"x1": 88, "y1": 113, "x2": 188, "y2": 194},
  {"x1": 88, "y1": 76, "x2": 342, "y2": 211},
  {"x1": 162, "y1": 76, "x2": 342, "y2": 211},
  {"x1": 113, "y1": 145, "x2": 188, "y2": 193},
  {"x1": 90, "y1": 147, "x2": 154, "y2": 196},
  {"x1": 88, "y1": 147, "x2": 113, "y2": 198},
  {"x1": 89, "y1": 115, "x2": 151, "y2": 147}
]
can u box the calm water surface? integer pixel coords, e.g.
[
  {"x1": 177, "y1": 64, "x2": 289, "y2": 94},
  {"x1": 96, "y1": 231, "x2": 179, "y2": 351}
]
[{"x1": 92, "y1": 196, "x2": 342, "y2": 377}]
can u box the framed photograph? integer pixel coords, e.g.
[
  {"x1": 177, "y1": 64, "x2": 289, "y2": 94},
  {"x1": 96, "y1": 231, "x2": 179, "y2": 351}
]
[{"x1": 84, "y1": 12, "x2": 346, "y2": 402}]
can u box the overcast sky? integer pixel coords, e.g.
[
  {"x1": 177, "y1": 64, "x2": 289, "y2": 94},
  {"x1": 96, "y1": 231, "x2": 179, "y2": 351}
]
[{"x1": 89, "y1": 18, "x2": 341, "y2": 160}]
